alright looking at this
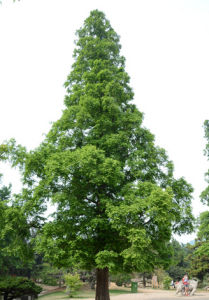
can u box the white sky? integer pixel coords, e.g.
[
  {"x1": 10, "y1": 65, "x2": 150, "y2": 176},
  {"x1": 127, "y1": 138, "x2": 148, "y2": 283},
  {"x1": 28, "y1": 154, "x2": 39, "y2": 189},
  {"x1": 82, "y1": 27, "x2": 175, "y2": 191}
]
[{"x1": 0, "y1": 0, "x2": 209, "y2": 243}]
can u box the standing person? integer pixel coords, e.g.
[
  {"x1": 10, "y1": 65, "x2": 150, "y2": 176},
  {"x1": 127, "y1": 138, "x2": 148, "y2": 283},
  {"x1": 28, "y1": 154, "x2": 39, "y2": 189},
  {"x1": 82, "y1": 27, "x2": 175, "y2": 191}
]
[{"x1": 182, "y1": 274, "x2": 189, "y2": 296}]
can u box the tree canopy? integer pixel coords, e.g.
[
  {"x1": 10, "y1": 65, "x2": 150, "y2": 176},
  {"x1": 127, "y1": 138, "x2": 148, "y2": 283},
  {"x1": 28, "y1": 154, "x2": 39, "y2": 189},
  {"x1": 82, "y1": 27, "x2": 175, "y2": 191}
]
[
  {"x1": 0, "y1": 174, "x2": 35, "y2": 277},
  {"x1": 1, "y1": 10, "x2": 194, "y2": 300}
]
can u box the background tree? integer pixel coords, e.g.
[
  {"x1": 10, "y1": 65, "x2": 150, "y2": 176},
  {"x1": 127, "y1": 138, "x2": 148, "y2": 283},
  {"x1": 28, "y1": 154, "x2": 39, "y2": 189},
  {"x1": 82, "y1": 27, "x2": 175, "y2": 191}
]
[
  {"x1": 1, "y1": 10, "x2": 194, "y2": 300},
  {"x1": 201, "y1": 120, "x2": 209, "y2": 204},
  {"x1": 0, "y1": 173, "x2": 38, "y2": 278},
  {"x1": 166, "y1": 239, "x2": 191, "y2": 281},
  {"x1": 188, "y1": 121, "x2": 209, "y2": 283},
  {"x1": 187, "y1": 211, "x2": 209, "y2": 282}
]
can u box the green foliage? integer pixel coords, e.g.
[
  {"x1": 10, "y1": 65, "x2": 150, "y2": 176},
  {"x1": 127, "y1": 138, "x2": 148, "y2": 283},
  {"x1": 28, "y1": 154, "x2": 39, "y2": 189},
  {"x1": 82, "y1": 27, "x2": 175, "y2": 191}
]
[
  {"x1": 166, "y1": 239, "x2": 191, "y2": 281},
  {"x1": 110, "y1": 273, "x2": 131, "y2": 287},
  {"x1": 201, "y1": 120, "x2": 209, "y2": 204},
  {"x1": 197, "y1": 211, "x2": 209, "y2": 241},
  {"x1": 186, "y1": 212, "x2": 209, "y2": 281},
  {"x1": 153, "y1": 268, "x2": 167, "y2": 285},
  {"x1": 163, "y1": 275, "x2": 172, "y2": 290},
  {"x1": 194, "y1": 119, "x2": 209, "y2": 282},
  {"x1": 0, "y1": 200, "x2": 34, "y2": 275},
  {"x1": 38, "y1": 263, "x2": 63, "y2": 286},
  {"x1": 0, "y1": 175, "x2": 36, "y2": 277},
  {"x1": 200, "y1": 274, "x2": 209, "y2": 288},
  {"x1": 188, "y1": 250, "x2": 209, "y2": 282},
  {"x1": 64, "y1": 273, "x2": 83, "y2": 297},
  {"x1": 39, "y1": 272, "x2": 58, "y2": 286},
  {"x1": 167, "y1": 265, "x2": 186, "y2": 282},
  {"x1": 0, "y1": 276, "x2": 42, "y2": 300}
]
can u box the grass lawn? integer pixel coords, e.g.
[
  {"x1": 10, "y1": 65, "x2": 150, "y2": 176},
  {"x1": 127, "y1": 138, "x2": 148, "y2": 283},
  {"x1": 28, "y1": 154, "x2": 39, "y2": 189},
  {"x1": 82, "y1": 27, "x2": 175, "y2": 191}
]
[{"x1": 39, "y1": 288, "x2": 131, "y2": 299}]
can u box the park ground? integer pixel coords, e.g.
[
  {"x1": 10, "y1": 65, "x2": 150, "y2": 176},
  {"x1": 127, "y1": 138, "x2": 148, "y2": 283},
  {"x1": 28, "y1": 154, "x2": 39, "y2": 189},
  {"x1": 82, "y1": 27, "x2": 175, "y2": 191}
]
[{"x1": 38, "y1": 285, "x2": 209, "y2": 300}]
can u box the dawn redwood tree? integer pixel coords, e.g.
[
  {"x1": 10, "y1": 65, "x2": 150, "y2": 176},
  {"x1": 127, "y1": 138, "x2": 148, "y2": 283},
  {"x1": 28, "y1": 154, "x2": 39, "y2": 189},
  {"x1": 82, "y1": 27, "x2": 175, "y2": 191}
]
[{"x1": 2, "y1": 10, "x2": 194, "y2": 300}]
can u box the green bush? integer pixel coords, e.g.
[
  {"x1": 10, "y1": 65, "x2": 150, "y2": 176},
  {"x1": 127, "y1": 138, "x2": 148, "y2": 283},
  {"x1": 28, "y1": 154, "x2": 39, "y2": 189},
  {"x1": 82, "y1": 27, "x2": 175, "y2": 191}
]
[
  {"x1": 0, "y1": 276, "x2": 42, "y2": 300},
  {"x1": 41, "y1": 276, "x2": 58, "y2": 286},
  {"x1": 163, "y1": 275, "x2": 172, "y2": 290},
  {"x1": 64, "y1": 273, "x2": 83, "y2": 297},
  {"x1": 38, "y1": 263, "x2": 62, "y2": 286},
  {"x1": 111, "y1": 273, "x2": 131, "y2": 287},
  {"x1": 198, "y1": 274, "x2": 209, "y2": 288}
]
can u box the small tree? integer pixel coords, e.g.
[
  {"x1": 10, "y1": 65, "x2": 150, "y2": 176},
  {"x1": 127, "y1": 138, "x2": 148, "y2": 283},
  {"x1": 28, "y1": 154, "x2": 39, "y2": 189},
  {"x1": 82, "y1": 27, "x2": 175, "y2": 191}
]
[
  {"x1": 163, "y1": 275, "x2": 172, "y2": 290},
  {"x1": 0, "y1": 277, "x2": 42, "y2": 300},
  {"x1": 64, "y1": 273, "x2": 83, "y2": 298}
]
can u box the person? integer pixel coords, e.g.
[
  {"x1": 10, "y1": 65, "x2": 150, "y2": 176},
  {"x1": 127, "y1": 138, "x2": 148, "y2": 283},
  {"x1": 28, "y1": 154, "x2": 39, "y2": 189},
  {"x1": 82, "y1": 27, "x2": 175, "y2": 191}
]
[
  {"x1": 170, "y1": 280, "x2": 175, "y2": 288},
  {"x1": 182, "y1": 274, "x2": 189, "y2": 296}
]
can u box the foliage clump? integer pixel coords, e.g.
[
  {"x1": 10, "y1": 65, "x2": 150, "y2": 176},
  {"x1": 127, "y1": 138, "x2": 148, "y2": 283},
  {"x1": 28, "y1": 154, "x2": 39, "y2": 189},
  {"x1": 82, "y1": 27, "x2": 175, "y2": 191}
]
[{"x1": 163, "y1": 275, "x2": 172, "y2": 290}]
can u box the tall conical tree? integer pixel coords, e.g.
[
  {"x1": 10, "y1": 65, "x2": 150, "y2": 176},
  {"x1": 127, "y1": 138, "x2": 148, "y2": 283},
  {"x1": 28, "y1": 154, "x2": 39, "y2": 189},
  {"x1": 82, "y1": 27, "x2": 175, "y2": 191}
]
[{"x1": 2, "y1": 10, "x2": 194, "y2": 300}]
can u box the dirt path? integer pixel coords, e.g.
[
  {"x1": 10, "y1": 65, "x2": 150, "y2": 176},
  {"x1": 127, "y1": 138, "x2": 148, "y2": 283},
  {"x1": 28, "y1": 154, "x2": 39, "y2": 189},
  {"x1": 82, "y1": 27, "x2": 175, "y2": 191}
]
[
  {"x1": 110, "y1": 289, "x2": 209, "y2": 300},
  {"x1": 38, "y1": 285, "x2": 209, "y2": 300}
]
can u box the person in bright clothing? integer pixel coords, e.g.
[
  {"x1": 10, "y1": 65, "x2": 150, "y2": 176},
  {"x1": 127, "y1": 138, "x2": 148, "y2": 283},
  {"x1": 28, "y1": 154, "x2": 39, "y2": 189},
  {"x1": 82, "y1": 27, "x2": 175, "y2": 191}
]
[{"x1": 182, "y1": 274, "x2": 189, "y2": 296}]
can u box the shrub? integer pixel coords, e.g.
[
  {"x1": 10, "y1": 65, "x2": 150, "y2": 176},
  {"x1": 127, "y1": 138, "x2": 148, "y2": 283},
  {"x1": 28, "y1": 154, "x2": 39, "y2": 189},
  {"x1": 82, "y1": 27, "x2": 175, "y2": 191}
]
[
  {"x1": 40, "y1": 275, "x2": 57, "y2": 286},
  {"x1": 111, "y1": 273, "x2": 131, "y2": 287},
  {"x1": 0, "y1": 276, "x2": 42, "y2": 300},
  {"x1": 163, "y1": 275, "x2": 172, "y2": 290}
]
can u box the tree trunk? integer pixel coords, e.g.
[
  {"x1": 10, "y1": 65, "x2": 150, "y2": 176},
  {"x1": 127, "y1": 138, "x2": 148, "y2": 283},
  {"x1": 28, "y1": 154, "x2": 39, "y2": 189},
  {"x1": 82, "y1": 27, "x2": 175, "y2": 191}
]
[
  {"x1": 143, "y1": 273, "x2": 146, "y2": 287},
  {"x1": 3, "y1": 294, "x2": 8, "y2": 300},
  {"x1": 95, "y1": 268, "x2": 110, "y2": 300}
]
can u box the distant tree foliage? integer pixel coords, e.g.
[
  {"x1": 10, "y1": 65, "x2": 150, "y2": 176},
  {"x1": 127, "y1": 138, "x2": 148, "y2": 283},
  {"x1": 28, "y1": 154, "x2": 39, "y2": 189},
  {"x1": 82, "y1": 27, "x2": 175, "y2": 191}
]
[
  {"x1": 201, "y1": 120, "x2": 209, "y2": 204},
  {"x1": 187, "y1": 211, "x2": 209, "y2": 281},
  {"x1": 166, "y1": 239, "x2": 191, "y2": 281}
]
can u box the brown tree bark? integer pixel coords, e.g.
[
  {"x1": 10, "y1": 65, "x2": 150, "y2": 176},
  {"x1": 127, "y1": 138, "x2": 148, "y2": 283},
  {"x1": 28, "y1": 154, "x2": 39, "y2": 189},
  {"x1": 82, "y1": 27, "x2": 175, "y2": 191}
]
[
  {"x1": 143, "y1": 273, "x2": 146, "y2": 287},
  {"x1": 95, "y1": 267, "x2": 110, "y2": 300}
]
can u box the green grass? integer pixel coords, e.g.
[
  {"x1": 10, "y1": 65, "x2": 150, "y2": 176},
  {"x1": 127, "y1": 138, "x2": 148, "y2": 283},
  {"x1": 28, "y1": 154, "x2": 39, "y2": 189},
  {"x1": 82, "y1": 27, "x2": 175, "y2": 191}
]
[
  {"x1": 39, "y1": 288, "x2": 131, "y2": 299},
  {"x1": 109, "y1": 289, "x2": 131, "y2": 294},
  {"x1": 39, "y1": 291, "x2": 69, "y2": 299}
]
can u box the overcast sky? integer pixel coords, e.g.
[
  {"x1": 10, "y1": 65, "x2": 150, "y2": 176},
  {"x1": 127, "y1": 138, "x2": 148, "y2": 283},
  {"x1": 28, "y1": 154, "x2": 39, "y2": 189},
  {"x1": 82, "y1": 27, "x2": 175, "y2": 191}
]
[{"x1": 0, "y1": 0, "x2": 209, "y2": 243}]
